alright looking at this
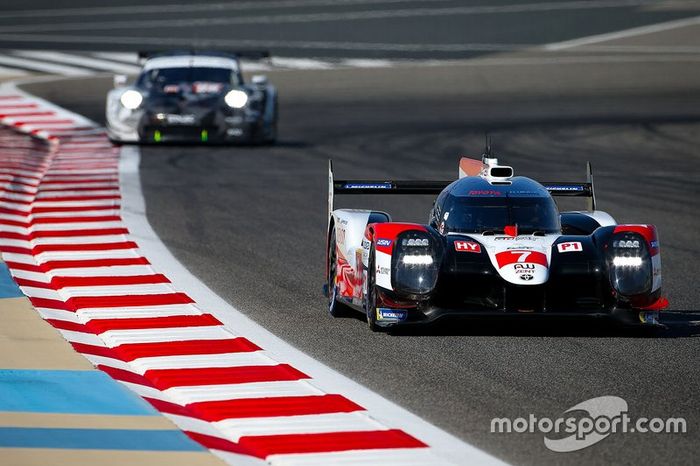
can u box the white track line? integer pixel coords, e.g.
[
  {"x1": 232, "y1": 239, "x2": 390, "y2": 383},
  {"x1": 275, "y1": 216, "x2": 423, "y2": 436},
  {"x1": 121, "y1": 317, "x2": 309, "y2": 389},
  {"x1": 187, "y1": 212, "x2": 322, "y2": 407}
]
[
  {"x1": 544, "y1": 14, "x2": 700, "y2": 50},
  {"x1": 13, "y1": 50, "x2": 141, "y2": 74},
  {"x1": 0, "y1": 54, "x2": 91, "y2": 76}
]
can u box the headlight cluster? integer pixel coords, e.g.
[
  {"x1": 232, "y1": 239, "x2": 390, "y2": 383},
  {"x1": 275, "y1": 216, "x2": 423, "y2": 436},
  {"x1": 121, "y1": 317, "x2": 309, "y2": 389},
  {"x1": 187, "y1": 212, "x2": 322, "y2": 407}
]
[
  {"x1": 120, "y1": 90, "x2": 143, "y2": 110},
  {"x1": 393, "y1": 231, "x2": 441, "y2": 295},
  {"x1": 606, "y1": 232, "x2": 651, "y2": 297},
  {"x1": 224, "y1": 90, "x2": 248, "y2": 109}
]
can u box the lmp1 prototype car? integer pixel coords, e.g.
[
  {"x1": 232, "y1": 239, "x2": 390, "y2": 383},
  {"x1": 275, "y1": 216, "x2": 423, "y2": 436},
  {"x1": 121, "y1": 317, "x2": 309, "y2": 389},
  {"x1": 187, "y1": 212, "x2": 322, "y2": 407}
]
[
  {"x1": 325, "y1": 151, "x2": 667, "y2": 331},
  {"x1": 106, "y1": 51, "x2": 277, "y2": 144}
]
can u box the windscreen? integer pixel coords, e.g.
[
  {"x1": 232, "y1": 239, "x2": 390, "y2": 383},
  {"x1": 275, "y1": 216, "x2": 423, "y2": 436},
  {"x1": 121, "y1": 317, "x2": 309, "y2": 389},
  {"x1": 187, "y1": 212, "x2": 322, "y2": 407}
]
[
  {"x1": 443, "y1": 195, "x2": 560, "y2": 234},
  {"x1": 137, "y1": 67, "x2": 238, "y2": 90}
]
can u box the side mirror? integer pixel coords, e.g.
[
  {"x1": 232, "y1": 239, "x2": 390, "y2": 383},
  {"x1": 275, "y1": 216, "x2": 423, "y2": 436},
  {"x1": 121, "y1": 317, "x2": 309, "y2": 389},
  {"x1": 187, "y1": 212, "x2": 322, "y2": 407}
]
[
  {"x1": 251, "y1": 74, "x2": 268, "y2": 87},
  {"x1": 113, "y1": 74, "x2": 127, "y2": 88}
]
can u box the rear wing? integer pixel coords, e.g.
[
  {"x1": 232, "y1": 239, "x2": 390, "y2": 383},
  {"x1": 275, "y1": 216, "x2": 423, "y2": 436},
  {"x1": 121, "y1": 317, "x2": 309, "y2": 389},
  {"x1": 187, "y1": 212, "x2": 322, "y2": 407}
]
[
  {"x1": 328, "y1": 159, "x2": 597, "y2": 223},
  {"x1": 137, "y1": 50, "x2": 271, "y2": 63},
  {"x1": 328, "y1": 160, "x2": 450, "y2": 224},
  {"x1": 540, "y1": 162, "x2": 597, "y2": 211}
]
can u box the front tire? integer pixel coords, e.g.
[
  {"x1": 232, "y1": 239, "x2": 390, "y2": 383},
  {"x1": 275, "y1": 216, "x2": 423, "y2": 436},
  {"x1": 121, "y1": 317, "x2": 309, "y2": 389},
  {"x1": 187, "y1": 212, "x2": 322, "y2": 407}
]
[{"x1": 365, "y1": 245, "x2": 385, "y2": 332}]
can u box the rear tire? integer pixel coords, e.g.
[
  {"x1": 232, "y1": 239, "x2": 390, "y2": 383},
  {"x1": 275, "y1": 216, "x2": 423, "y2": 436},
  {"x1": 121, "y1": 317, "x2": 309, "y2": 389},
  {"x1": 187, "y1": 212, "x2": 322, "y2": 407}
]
[{"x1": 327, "y1": 229, "x2": 350, "y2": 317}]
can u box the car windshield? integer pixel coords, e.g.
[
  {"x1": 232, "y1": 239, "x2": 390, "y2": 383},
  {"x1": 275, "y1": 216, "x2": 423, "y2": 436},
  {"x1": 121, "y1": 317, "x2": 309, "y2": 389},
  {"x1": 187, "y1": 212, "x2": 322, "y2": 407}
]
[
  {"x1": 137, "y1": 67, "x2": 238, "y2": 90},
  {"x1": 443, "y1": 195, "x2": 560, "y2": 234}
]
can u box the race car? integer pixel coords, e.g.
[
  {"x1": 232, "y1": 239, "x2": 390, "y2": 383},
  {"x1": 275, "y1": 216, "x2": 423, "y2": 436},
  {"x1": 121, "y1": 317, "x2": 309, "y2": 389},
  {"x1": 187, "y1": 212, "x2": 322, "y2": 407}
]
[
  {"x1": 325, "y1": 149, "x2": 667, "y2": 331},
  {"x1": 106, "y1": 51, "x2": 277, "y2": 144}
]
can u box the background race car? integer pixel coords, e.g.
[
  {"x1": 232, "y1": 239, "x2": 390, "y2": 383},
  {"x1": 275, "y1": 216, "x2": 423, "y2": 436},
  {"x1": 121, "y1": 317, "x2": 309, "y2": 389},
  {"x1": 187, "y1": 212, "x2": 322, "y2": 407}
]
[
  {"x1": 106, "y1": 50, "x2": 277, "y2": 144},
  {"x1": 326, "y1": 149, "x2": 667, "y2": 332}
]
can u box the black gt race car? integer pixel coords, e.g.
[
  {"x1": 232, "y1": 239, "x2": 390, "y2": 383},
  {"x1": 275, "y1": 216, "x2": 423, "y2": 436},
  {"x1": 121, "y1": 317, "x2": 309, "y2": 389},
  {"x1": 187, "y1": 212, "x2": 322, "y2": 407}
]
[
  {"x1": 106, "y1": 51, "x2": 277, "y2": 144},
  {"x1": 325, "y1": 150, "x2": 667, "y2": 332}
]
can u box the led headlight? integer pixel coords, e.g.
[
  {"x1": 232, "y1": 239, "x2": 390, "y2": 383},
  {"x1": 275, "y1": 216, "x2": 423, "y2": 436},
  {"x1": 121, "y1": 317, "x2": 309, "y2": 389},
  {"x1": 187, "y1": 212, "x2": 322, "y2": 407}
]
[
  {"x1": 402, "y1": 255, "x2": 434, "y2": 265},
  {"x1": 120, "y1": 90, "x2": 143, "y2": 110},
  {"x1": 612, "y1": 256, "x2": 643, "y2": 267},
  {"x1": 393, "y1": 231, "x2": 441, "y2": 295},
  {"x1": 606, "y1": 232, "x2": 651, "y2": 297},
  {"x1": 225, "y1": 89, "x2": 249, "y2": 109}
]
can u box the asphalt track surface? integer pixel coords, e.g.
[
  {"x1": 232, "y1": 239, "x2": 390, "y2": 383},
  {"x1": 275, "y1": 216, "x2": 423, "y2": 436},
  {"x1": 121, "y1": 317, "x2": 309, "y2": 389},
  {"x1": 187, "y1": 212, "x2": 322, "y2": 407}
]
[
  {"x1": 15, "y1": 1, "x2": 700, "y2": 465},
  {"x1": 1, "y1": 0, "x2": 700, "y2": 58}
]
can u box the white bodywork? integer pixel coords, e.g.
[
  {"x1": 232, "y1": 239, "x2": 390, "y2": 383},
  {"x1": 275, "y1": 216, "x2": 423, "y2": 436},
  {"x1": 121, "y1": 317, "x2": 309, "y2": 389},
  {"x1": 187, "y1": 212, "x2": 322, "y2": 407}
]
[
  {"x1": 473, "y1": 234, "x2": 559, "y2": 286},
  {"x1": 106, "y1": 87, "x2": 141, "y2": 141}
]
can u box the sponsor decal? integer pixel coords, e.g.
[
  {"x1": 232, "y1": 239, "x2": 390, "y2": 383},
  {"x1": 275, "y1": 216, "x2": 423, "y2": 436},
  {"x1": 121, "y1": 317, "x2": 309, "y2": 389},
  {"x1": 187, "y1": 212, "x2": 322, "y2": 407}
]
[
  {"x1": 496, "y1": 250, "x2": 548, "y2": 268},
  {"x1": 403, "y1": 238, "x2": 429, "y2": 247},
  {"x1": 613, "y1": 240, "x2": 640, "y2": 248},
  {"x1": 469, "y1": 190, "x2": 503, "y2": 196},
  {"x1": 377, "y1": 266, "x2": 390, "y2": 275},
  {"x1": 165, "y1": 114, "x2": 196, "y2": 125},
  {"x1": 494, "y1": 236, "x2": 538, "y2": 241},
  {"x1": 519, "y1": 274, "x2": 534, "y2": 281},
  {"x1": 650, "y1": 240, "x2": 659, "y2": 249},
  {"x1": 544, "y1": 184, "x2": 585, "y2": 192},
  {"x1": 376, "y1": 308, "x2": 408, "y2": 322},
  {"x1": 454, "y1": 241, "x2": 481, "y2": 253},
  {"x1": 557, "y1": 241, "x2": 583, "y2": 253},
  {"x1": 361, "y1": 238, "x2": 371, "y2": 250},
  {"x1": 376, "y1": 238, "x2": 393, "y2": 247},
  {"x1": 193, "y1": 81, "x2": 224, "y2": 93},
  {"x1": 514, "y1": 264, "x2": 535, "y2": 274},
  {"x1": 343, "y1": 182, "x2": 392, "y2": 189}
]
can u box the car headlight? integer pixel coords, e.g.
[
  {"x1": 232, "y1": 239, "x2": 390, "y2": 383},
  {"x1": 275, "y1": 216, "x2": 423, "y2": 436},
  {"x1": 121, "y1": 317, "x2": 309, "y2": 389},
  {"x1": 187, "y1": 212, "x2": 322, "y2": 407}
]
[
  {"x1": 606, "y1": 232, "x2": 651, "y2": 297},
  {"x1": 120, "y1": 90, "x2": 143, "y2": 110},
  {"x1": 392, "y1": 231, "x2": 441, "y2": 295},
  {"x1": 225, "y1": 90, "x2": 248, "y2": 109}
]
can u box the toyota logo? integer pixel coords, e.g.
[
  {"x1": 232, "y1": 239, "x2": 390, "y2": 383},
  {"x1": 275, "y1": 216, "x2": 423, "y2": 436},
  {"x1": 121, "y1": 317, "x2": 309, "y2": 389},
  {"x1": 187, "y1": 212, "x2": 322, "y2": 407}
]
[{"x1": 519, "y1": 274, "x2": 534, "y2": 281}]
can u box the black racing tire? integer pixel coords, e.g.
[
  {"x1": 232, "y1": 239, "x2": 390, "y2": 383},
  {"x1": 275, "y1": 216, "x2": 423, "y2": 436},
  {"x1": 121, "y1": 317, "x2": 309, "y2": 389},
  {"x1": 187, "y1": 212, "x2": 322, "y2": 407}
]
[
  {"x1": 327, "y1": 228, "x2": 351, "y2": 317},
  {"x1": 262, "y1": 95, "x2": 278, "y2": 145},
  {"x1": 365, "y1": 245, "x2": 386, "y2": 333}
]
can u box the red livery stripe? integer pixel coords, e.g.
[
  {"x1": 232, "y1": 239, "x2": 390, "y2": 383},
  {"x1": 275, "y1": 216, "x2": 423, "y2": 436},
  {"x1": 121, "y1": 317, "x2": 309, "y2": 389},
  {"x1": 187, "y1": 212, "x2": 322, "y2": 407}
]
[{"x1": 144, "y1": 364, "x2": 309, "y2": 389}]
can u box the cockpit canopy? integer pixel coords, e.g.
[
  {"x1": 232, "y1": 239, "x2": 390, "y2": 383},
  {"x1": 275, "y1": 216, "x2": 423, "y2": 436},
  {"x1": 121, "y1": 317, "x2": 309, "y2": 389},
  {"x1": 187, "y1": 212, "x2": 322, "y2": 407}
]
[
  {"x1": 433, "y1": 176, "x2": 561, "y2": 235},
  {"x1": 137, "y1": 67, "x2": 240, "y2": 92}
]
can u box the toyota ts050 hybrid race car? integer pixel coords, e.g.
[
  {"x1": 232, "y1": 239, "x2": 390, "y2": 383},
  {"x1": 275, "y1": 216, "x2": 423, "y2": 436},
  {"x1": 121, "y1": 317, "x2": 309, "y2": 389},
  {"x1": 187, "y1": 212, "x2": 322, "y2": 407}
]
[
  {"x1": 325, "y1": 150, "x2": 668, "y2": 332},
  {"x1": 106, "y1": 50, "x2": 277, "y2": 144}
]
